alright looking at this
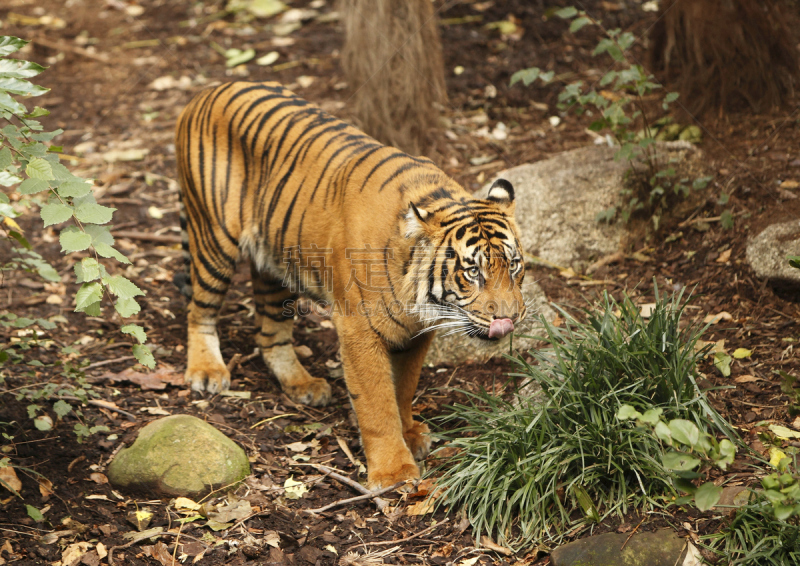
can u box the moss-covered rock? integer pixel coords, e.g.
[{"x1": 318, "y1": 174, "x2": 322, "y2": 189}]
[
  {"x1": 550, "y1": 530, "x2": 688, "y2": 566},
  {"x1": 108, "y1": 415, "x2": 250, "y2": 498}
]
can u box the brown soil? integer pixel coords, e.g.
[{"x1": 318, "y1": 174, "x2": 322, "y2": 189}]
[{"x1": 1, "y1": 0, "x2": 800, "y2": 565}]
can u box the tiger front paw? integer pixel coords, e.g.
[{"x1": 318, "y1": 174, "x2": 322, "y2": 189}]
[
  {"x1": 285, "y1": 377, "x2": 332, "y2": 407},
  {"x1": 367, "y1": 462, "x2": 420, "y2": 491},
  {"x1": 403, "y1": 421, "x2": 432, "y2": 461},
  {"x1": 185, "y1": 364, "x2": 230, "y2": 394}
]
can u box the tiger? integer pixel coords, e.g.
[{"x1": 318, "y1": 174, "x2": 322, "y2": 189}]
[{"x1": 174, "y1": 82, "x2": 527, "y2": 488}]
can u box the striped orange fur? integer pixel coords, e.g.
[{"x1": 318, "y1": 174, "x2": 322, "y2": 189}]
[{"x1": 175, "y1": 82, "x2": 526, "y2": 487}]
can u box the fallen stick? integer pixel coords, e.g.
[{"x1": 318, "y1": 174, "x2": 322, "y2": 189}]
[
  {"x1": 32, "y1": 36, "x2": 111, "y2": 63},
  {"x1": 111, "y1": 231, "x2": 182, "y2": 244},
  {"x1": 305, "y1": 481, "x2": 404, "y2": 514},
  {"x1": 84, "y1": 355, "x2": 136, "y2": 370},
  {"x1": 350, "y1": 518, "x2": 448, "y2": 548},
  {"x1": 307, "y1": 464, "x2": 405, "y2": 513}
]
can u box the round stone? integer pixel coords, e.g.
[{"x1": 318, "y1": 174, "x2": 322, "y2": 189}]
[{"x1": 108, "y1": 414, "x2": 250, "y2": 498}]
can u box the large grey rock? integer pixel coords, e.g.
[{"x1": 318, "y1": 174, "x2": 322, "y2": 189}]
[
  {"x1": 481, "y1": 144, "x2": 701, "y2": 271},
  {"x1": 550, "y1": 529, "x2": 689, "y2": 566},
  {"x1": 480, "y1": 145, "x2": 628, "y2": 271},
  {"x1": 746, "y1": 220, "x2": 800, "y2": 284},
  {"x1": 108, "y1": 415, "x2": 250, "y2": 498},
  {"x1": 425, "y1": 276, "x2": 555, "y2": 366}
]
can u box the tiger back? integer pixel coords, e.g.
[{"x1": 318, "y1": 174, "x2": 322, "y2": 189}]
[{"x1": 175, "y1": 81, "x2": 527, "y2": 487}]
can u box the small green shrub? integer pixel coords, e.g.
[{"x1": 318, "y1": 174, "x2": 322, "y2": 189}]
[
  {"x1": 511, "y1": 7, "x2": 723, "y2": 230},
  {"x1": 0, "y1": 35, "x2": 152, "y2": 438},
  {"x1": 432, "y1": 286, "x2": 730, "y2": 549}
]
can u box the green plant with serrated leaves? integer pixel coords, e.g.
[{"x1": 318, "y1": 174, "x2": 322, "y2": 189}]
[
  {"x1": 0, "y1": 36, "x2": 153, "y2": 434},
  {"x1": 510, "y1": 7, "x2": 719, "y2": 231}
]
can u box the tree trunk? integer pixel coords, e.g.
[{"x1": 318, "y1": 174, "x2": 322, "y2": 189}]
[
  {"x1": 649, "y1": 0, "x2": 798, "y2": 114},
  {"x1": 339, "y1": 0, "x2": 446, "y2": 155}
]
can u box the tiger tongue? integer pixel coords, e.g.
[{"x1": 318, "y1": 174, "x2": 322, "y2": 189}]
[{"x1": 488, "y1": 318, "x2": 514, "y2": 339}]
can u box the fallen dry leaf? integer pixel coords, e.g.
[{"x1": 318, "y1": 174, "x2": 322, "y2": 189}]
[
  {"x1": 38, "y1": 477, "x2": 54, "y2": 498},
  {"x1": 61, "y1": 542, "x2": 91, "y2": 566},
  {"x1": 294, "y1": 345, "x2": 313, "y2": 358},
  {"x1": 639, "y1": 303, "x2": 656, "y2": 318},
  {"x1": 715, "y1": 249, "x2": 732, "y2": 263},
  {"x1": 97, "y1": 366, "x2": 184, "y2": 390},
  {"x1": 207, "y1": 499, "x2": 252, "y2": 523},
  {"x1": 734, "y1": 375, "x2": 760, "y2": 383},
  {"x1": 405, "y1": 498, "x2": 435, "y2": 516},
  {"x1": 89, "y1": 473, "x2": 108, "y2": 484},
  {"x1": 142, "y1": 541, "x2": 174, "y2": 566},
  {"x1": 0, "y1": 465, "x2": 21, "y2": 495},
  {"x1": 480, "y1": 535, "x2": 513, "y2": 556},
  {"x1": 704, "y1": 312, "x2": 733, "y2": 325}
]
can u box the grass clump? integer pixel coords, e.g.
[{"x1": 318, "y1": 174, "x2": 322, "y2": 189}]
[{"x1": 432, "y1": 286, "x2": 731, "y2": 550}]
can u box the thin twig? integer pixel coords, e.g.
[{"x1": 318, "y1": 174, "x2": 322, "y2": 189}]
[
  {"x1": 111, "y1": 230, "x2": 182, "y2": 244},
  {"x1": 350, "y1": 518, "x2": 448, "y2": 548},
  {"x1": 56, "y1": 395, "x2": 137, "y2": 421},
  {"x1": 305, "y1": 481, "x2": 404, "y2": 514},
  {"x1": 84, "y1": 356, "x2": 136, "y2": 370},
  {"x1": 32, "y1": 35, "x2": 111, "y2": 63},
  {"x1": 108, "y1": 531, "x2": 178, "y2": 566},
  {"x1": 298, "y1": 463, "x2": 405, "y2": 512},
  {"x1": 620, "y1": 516, "x2": 647, "y2": 551}
]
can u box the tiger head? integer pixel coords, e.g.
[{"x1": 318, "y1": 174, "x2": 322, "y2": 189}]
[{"x1": 405, "y1": 179, "x2": 527, "y2": 341}]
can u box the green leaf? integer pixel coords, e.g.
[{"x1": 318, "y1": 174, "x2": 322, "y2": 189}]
[
  {"x1": 33, "y1": 416, "x2": 52, "y2": 431},
  {"x1": 75, "y1": 258, "x2": 100, "y2": 283},
  {"x1": 74, "y1": 202, "x2": 115, "y2": 225},
  {"x1": 53, "y1": 399, "x2": 72, "y2": 418},
  {"x1": 713, "y1": 351, "x2": 732, "y2": 377},
  {"x1": 720, "y1": 210, "x2": 734, "y2": 230},
  {"x1": 115, "y1": 298, "x2": 141, "y2": 317},
  {"x1": 0, "y1": 37, "x2": 28, "y2": 57},
  {"x1": 75, "y1": 282, "x2": 103, "y2": 311},
  {"x1": 0, "y1": 147, "x2": 11, "y2": 170},
  {"x1": 0, "y1": 77, "x2": 48, "y2": 97},
  {"x1": 662, "y1": 451, "x2": 701, "y2": 471},
  {"x1": 773, "y1": 503, "x2": 795, "y2": 521},
  {"x1": 664, "y1": 92, "x2": 679, "y2": 104},
  {"x1": 18, "y1": 178, "x2": 49, "y2": 195},
  {"x1": 133, "y1": 344, "x2": 155, "y2": 369},
  {"x1": 569, "y1": 16, "x2": 592, "y2": 32},
  {"x1": 0, "y1": 58, "x2": 46, "y2": 79},
  {"x1": 95, "y1": 242, "x2": 130, "y2": 264},
  {"x1": 57, "y1": 181, "x2": 92, "y2": 199},
  {"x1": 669, "y1": 419, "x2": 700, "y2": 447},
  {"x1": 25, "y1": 504, "x2": 45, "y2": 522},
  {"x1": 122, "y1": 324, "x2": 147, "y2": 344},
  {"x1": 59, "y1": 228, "x2": 92, "y2": 252},
  {"x1": 694, "y1": 482, "x2": 722, "y2": 511},
  {"x1": 107, "y1": 275, "x2": 144, "y2": 300},
  {"x1": 510, "y1": 67, "x2": 542, "y2": 87},
  {"x1": 26, "y1": 157, "x2": 54, "y2": 180},
  {"x1": 654, "y1": 421, "x2": 672, "y2": 444},
  {"x1": 225, "y1": 48, "x2": 255, "y2": 67},
  {"x1": 86, "y1": 224, "x2": 114, "y2": 246},
  {"x1": 789, "y1": 255, "x2": 800, "y2": 269},
  {"x1": 639, "y1": 408, "x2": 663, "y2": 425},
  {"x1": 41, "y1": 203, "x2": 74, "y2": 227},
  {"x1": 616, "y1": 404, "x2": 641, "y2": 420},
  {"x1": 555, "y1": 6, "x2": 578, "y2": 19},
  {"x1": 0, "y1": 90, "x2": 26, "y2": 115},
  {"x1": 36, "y1": 263, "x2": 60, "y2": 282},
  {"x1": 78, "y1": 301, "x2": 102, "y2": 316}
]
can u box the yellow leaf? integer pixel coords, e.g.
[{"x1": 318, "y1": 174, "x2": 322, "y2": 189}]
[
  {"x1": 769, "y1": 424, "x2": 800, "y2": 440},
  {"x1": 406, "y1": 498, "x2": 435, "y2": 516},
  {"x1": 174, "y1": 497, "x2": 201, "y2": 511},
  {"x1": 3, "y1": 216, "x2": 22, "y2": 232},
  {"x1": 703, "y1": 312, "x2": 733, "y2": 325},
  {"x1": 769, "y1": 447, "x2": 788, "y2": 468},
  {"x1": 733, "y1": 348, "x2": 752, "y2": 359},
  {"x1": 284, "y1": 476, "x2": 308, "y2": 499}
]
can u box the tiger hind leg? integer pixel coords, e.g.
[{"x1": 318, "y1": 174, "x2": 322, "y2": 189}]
[
  {"x1": 185, "y1": 236, "x2": 237, "y2": 394},
  {"x1": 251, "y1": 263, "x2": 332, "y2": 406}
]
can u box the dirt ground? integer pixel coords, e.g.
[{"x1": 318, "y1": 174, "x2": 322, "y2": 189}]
[{"x1": 2, "y1": 0, "x2": 800, "y2": 564}]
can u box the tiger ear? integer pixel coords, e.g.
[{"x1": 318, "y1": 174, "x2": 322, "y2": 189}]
[
  {"x1": 487, "y1": 179, "x2": 514, "y2": 203},
  {"x1": 486, "y1": 178, "x2": 515, "y2": 214},
  {"x1": 405, "y1": 202, "x2": 431, "y2": 238}
]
